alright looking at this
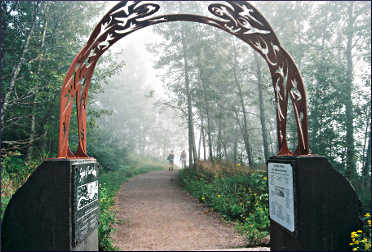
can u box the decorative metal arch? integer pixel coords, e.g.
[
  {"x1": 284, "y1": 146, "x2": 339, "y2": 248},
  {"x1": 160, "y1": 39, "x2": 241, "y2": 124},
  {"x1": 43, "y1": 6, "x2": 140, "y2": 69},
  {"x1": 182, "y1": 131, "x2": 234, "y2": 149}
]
[{"x1": 57, "y1": 1, "x2": 309, "y2": 159}]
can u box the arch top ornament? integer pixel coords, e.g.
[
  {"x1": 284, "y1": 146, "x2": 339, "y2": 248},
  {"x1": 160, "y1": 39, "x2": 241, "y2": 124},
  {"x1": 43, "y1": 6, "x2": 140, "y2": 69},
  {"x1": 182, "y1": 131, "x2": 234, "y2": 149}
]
[{"x1": 57, "y1": 1, "x2": 310, "y2": 159}]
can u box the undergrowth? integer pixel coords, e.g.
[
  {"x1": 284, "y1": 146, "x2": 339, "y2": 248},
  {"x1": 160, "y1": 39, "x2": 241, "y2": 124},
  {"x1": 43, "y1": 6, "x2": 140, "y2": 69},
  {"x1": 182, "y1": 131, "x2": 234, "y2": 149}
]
[
  {"x1": 1, "y1": 151, "x2": 39, "y2": 220},
  {"x1": 177, "y1": 166, "x2": 269, "y2": 247}
]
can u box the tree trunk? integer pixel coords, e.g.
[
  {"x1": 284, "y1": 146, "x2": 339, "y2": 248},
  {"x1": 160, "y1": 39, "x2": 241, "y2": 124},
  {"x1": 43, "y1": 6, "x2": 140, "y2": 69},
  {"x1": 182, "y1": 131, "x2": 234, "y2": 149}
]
[
  {"x1": 198, "y1": 116, "x2": 204, "y2": 160},
  {"x1": 198, "y1": 124, "x2": 202, "y2": 161},
  {"x1": 254, "y1": 53, "x2": 269, "y2": 162},
  {"x1": 311, "y1": 12, "x2": 329, "y2": 155},
  {"x1": 1, "y1": 2, "x2": 40, "y2": 128},
  {"x1": 365, "y1": 130, "x2": 371, "y2": 175},
  {"x1": 202, "y1": 123, "x2": 206, "y2": 160},
  {"x1": 344, "y1": 2, "x2": 356, "y2": 179},
  {"x1": 27, "y1": 2, "x2": 49, "y2": 161},
  {"x1": 205, "y1": 99, "x2": 213, "y2": 162},
  {"x1": 362, "y1": 127, "x2": 371, "y2": 176},
  {"x1": 197, "y1": 49, "x2": 214, "y2": 162},
  {"x1": 362, "y1": 127, "x2": 371, "y2": 189},
  {"x1": 181, "y1": 28, "x2": 197, "y2": 169},
  {"x1": 217, "y1": 114, "x2": 222, "y2": 160},
  {"x1": 192, "y1": 132, "x2": 198, "y2": 169},
  {"x1": 222, "y1": 140, "x2": 228, "y2": 161},
  {"x1": 232, "y1": 40, "x2": 253, "y2": 167},
  {"x1": 233, "y1": 137, "x2": 237, "y2": 167}
]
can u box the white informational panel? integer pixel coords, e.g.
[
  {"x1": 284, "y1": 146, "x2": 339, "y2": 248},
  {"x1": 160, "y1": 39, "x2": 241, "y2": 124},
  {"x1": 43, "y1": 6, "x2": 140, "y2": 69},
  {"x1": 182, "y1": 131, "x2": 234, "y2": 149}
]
[{"x1": 268, "y1": 162, "x2": 295, "y2": 232}]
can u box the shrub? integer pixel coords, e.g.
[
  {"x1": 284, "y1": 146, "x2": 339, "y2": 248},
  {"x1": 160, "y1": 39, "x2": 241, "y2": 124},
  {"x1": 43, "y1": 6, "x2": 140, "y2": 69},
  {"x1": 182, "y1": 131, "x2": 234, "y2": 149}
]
[
  {"x1": 177, "y1": 167, "x2": 270, "y2": 246},
  {"x1": 1, "y1": 152, "x2": 39, "y2": 220},
  {"x1": 98, "y1": 185, "x2": 118, "y2": 251}
]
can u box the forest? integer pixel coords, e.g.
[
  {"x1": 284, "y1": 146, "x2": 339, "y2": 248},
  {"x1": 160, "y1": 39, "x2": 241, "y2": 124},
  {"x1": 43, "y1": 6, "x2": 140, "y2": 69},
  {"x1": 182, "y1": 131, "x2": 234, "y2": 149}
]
[{"x1": 1, "y1": 1, "x2": 371, "y2": 250}]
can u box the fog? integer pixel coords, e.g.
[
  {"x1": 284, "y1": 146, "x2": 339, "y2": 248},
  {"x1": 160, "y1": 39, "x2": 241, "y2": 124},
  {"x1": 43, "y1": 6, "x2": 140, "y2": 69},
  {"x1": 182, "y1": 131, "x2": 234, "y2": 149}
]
[{"x1": 89, "y1": 1, "x2": 370, "y2": 172}]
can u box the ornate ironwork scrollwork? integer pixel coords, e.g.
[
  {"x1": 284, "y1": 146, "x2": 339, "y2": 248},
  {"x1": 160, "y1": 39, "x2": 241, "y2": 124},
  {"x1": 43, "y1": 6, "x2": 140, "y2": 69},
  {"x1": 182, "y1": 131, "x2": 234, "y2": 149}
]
[{"x1": 57, "y1": 1, "x2": 309, "y2": 158}]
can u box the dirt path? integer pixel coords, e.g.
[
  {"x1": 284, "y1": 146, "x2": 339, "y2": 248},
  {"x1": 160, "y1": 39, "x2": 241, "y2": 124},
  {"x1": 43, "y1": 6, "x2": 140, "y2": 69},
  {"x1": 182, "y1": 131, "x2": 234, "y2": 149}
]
[{"x1": 112, "y1": 169, "x2": 269, "y2": 251}]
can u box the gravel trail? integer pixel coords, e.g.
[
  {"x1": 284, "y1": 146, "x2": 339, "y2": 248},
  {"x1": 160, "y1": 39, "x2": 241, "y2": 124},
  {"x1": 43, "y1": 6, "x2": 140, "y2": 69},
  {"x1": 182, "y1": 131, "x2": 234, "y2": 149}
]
[{"x1": 112, "y1": 169, "x2": 269, "y2": 251}]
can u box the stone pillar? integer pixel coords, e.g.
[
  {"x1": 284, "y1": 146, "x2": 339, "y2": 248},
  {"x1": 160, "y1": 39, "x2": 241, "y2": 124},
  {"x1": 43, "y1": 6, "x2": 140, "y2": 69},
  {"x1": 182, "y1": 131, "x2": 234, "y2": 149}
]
[
  {"x1": 1, "y1": 159, "x2": 99, "y2": 251},
  {"x1": 267, "y1": 155, "x2": 362, "y2": 251}
]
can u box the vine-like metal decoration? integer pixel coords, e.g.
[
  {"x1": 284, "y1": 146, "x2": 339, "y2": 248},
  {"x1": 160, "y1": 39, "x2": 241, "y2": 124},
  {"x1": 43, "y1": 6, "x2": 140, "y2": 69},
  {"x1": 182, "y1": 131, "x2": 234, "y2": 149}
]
[{"x1": 57, "y1": 1, "x2": 309, "y2": 158}]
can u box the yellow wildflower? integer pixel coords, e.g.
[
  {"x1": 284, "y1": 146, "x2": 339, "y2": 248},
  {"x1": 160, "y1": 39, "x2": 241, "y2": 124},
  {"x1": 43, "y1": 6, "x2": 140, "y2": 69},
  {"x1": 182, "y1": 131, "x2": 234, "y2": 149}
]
[
  {"x1": 365, "y1": 212, "x2": 370, "y2": 217},
  {"x1": 352, "y1": 248, "x2": 358, "y2": 251},
  {"x1": 351, "y1": 232, "x2": 358, "y2": 238},
  {"x1": 201, "y1": 196, "x2": 205, "y2": 200},
  {"x1": 349, "y1": 242, "x2": 354, "y2": 246},
  {"x1": 368, "y1": 219, "x2": 371, "y2": 226},
  {"x1": 357, "y1": 230, "x2": 362, "y2": 233},
  {"x1": 263, "y1": 176, "x2": 267, "y2": 180},
  {"x1": 217, "y1": 194, "x2": 221, "y2": 198},
  {"x1": 237, "y1": 163, "x2": 241, "y2": 167}
]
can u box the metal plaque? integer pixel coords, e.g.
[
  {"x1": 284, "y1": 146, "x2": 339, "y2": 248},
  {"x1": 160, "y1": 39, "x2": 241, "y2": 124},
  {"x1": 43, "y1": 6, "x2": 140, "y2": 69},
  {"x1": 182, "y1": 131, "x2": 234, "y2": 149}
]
[
  {"x1": 72, "y1": 161, "x2": 99, "y2": 247},
  {"x1": 268, "y1": 162, "x2": 295, "y2": 232}
]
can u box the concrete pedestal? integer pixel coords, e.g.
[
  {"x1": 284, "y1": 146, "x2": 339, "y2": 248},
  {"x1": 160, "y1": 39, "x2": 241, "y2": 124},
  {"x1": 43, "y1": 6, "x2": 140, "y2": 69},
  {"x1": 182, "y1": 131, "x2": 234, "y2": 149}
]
[
  {"x1": 268, "y1": 155, "x2": 362, "y2": 251},
  {"x1": 1, "y1": 159, "x2": 99, "y2": 251}
]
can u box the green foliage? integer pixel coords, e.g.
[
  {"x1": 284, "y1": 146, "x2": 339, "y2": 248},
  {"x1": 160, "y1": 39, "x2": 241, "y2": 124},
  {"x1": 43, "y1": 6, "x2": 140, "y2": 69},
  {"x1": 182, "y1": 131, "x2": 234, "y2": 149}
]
[
  {"x1": 1, "y1": 152, "x2": 39, "y2": 220},
  {"x1": 350, "y1": 176, "x2": 371, "y2": 212},
  {"x1": 1, "y1": 1, "x2": 120, "y2": 159},
  {"x1": 177, "y1": 168, "x2": 269, "y2": 246},
  {"x1": 88, "y1": 137, "x2": 129, "y2": 173},
  {"x1": 98, "y1": 185, "x2": 118, "y2": 251}
]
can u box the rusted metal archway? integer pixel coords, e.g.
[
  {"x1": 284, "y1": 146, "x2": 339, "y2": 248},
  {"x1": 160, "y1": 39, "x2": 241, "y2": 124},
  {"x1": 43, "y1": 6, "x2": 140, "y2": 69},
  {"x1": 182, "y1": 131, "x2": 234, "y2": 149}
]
[{"x1": 56, "y1": 1, "x2": 309, "y2": 159}]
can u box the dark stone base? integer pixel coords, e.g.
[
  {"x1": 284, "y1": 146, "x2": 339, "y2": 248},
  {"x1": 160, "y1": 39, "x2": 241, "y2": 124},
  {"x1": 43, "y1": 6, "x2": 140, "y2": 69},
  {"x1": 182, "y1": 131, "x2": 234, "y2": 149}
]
[
  {"x1": 72, "y1": 229, "x2": 98, "y2": 251},
  {"x1": 1, "y1": 159, "x2": 98, "y2": 251},
  {"x1": 268, "y1": 155, "x2": 362, "y2": 251}
]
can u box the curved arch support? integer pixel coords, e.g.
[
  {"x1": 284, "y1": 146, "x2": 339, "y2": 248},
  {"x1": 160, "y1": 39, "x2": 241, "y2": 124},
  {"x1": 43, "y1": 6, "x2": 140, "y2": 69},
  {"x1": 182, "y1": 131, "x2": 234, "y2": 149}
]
[{"x1": 57, "y1": 1, "x2": 310, "y2": 158}]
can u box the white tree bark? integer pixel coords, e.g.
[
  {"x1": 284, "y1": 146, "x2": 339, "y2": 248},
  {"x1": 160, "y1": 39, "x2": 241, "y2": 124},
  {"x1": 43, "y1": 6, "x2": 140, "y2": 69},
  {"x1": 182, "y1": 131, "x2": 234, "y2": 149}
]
[{"x1": 1, "y1": 3, "x2": 40, "y2": 128}]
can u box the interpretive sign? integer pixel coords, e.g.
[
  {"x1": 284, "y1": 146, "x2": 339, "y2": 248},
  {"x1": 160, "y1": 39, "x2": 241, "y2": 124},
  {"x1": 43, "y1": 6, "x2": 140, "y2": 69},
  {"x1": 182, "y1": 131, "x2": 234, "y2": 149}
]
[
  {"x1": 268, "y1": 162, "x2": 295, "y2": 232},
  {"x1": 72, "y1": 161, "x2": 99, "y2": 247}
]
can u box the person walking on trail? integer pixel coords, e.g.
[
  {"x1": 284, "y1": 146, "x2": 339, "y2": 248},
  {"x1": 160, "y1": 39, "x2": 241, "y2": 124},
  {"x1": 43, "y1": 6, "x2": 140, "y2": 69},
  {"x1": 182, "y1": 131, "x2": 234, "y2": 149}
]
[
  {"x1": 180, "y1": 150, "x2": 186, "y2": 169},
  {"x1": 167, "y1": 150, "x2": 175, "y2": 171}
]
